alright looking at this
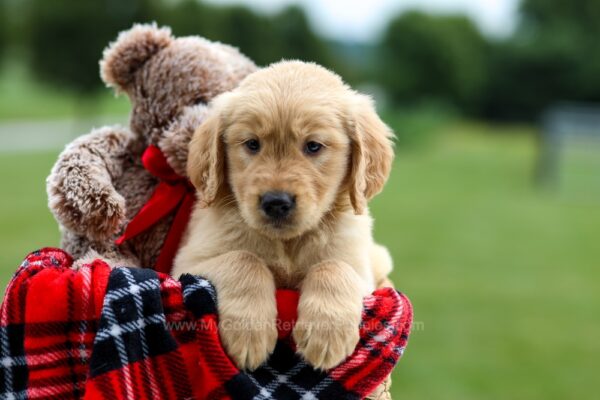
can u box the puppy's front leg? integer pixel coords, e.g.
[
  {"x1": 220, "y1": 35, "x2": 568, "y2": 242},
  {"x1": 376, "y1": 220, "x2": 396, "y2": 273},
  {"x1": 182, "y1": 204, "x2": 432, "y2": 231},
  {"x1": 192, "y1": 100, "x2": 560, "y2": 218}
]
[
  {"x1": 175, "y1": 250, "x2": 278, "y2": 370},
  {"x1": 293, "y1": 260, "x2": 364, "y2": 370}
]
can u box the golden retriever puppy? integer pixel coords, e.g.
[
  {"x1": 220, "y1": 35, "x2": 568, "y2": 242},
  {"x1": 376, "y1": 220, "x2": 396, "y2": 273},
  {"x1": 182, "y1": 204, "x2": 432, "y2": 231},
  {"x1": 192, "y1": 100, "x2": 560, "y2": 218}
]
[{"x1": 173, "y1": 61, "x2": 394, "y2": 371}]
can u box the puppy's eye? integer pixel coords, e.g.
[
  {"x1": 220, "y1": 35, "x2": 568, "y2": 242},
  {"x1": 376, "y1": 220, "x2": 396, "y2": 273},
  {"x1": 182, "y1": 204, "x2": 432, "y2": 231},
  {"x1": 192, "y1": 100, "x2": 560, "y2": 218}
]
[
  {"x1": 244, "y1": 139, "x2": 261, "y2": 154},
  {"x1": 304, "y1": 141, "x2": 323, "y2": 155}
]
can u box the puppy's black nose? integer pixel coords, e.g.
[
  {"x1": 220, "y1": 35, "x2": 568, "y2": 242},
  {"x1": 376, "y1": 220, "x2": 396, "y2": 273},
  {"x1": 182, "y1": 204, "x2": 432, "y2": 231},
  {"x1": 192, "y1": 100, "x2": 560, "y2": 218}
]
[{"x1": 260, "y1": 191, "x2": 296, "y2": 219}]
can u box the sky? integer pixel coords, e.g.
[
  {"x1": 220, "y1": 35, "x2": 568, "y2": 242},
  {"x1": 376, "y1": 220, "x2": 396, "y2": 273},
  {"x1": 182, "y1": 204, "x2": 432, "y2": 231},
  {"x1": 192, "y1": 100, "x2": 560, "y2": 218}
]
[{"x1": 205, "y1": 0, "x2": 521, "y2": 42}]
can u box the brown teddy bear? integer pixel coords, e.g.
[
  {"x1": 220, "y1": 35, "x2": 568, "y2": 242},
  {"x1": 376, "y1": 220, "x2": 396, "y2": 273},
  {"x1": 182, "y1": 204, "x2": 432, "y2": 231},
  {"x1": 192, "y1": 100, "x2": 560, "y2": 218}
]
[{"x1": 47, "y1": 23, "x2": 257, "y2": 270}]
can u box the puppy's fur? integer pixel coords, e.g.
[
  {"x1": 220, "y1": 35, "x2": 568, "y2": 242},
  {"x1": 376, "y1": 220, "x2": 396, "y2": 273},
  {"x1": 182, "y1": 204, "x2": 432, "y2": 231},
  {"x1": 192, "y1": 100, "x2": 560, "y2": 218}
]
[{"x1": 173, "y1": 61, "x2": 394, "y2": 370}]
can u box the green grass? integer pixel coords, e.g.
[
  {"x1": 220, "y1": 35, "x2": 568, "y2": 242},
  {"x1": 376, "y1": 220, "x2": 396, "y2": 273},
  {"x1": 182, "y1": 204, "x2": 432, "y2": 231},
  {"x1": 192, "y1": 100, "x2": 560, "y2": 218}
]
[
  {"x1": 0, "y1": 123, "x2": 599, "y2": 399},
  {"x1": 0, "y1": 60, "x2": 129, "y2": 121},
  {"x1": 373, "y1": 124, "x2": 600, "y2": 399},
  {"x1": 0, "y1": 152, "x2": 60, "y2": 284}
]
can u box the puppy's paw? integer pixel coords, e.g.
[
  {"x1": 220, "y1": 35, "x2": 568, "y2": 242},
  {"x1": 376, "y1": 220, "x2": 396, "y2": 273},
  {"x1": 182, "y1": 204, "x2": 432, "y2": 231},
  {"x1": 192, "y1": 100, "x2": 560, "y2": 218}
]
[
  {"x1": 218, "y1": 295, "x2": 278, "y2": 370},
  {"x1": 293, "y1": 304, "x2": 361, "y2": 370}
]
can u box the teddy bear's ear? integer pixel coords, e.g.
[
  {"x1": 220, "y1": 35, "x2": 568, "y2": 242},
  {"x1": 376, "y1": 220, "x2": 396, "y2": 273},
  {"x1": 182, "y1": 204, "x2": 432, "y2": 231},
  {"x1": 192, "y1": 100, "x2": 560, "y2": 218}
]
[{"x1": 100, "y1": 23, "x2": 172, "y2": 92}]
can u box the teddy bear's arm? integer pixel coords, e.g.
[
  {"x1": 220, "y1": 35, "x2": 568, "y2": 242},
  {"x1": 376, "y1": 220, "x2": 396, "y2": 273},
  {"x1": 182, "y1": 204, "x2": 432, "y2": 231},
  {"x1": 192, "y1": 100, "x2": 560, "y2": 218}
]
[{"x1": 47, "y1": 125, "x2": 135, "y2": 241}]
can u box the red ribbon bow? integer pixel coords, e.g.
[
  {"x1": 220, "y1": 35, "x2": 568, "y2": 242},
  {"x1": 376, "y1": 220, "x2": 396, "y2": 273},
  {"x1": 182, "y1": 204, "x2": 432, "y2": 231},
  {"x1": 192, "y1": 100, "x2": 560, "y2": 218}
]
[{"x1": 115, "y1": 145, "x2": 196, "y2": 274}]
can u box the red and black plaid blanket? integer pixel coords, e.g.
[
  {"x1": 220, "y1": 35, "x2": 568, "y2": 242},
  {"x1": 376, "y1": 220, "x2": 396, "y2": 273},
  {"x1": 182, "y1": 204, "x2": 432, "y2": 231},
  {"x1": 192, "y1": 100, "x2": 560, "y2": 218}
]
[{"x1": 0, "y1": 248, "x2": 412, "y2": 400}]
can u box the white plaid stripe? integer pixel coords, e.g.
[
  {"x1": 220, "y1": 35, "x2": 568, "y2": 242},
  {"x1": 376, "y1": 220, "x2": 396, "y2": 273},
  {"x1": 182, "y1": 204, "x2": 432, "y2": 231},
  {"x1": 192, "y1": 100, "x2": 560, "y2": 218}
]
[
  {"x1": 3, "y1": 351, "x2": 86, "y2": 367},
  {"x1": 182, "y1": 278, "x2": 216, "y2": 304},
  {"x1": 95, "y1": 267, "x2": 162, "y2": 399},
  {"x1": 0, "y1": 325, "x2": 19, "y2": 397},
  {"x1": 0, "y1": 354, "x2": 26, "y2": 368},
  {"x1": 120, "y1": 268, "x2": 161, "y2": 398},
  {"x1": 101, "y1": 279, "x2": 159, "y2": 301},
  {"x1": 248, "y1": 362, "x2": 305, "y2": 400},
  {"x1": 2, "y1": 389, "x2": 26, "y2": 400},
  {"x1": 94, "y1": 314, "x2": 166, "y2": 341},
  {"x1": 246, "y1": 362, "x2": 334, "y2": 400}
]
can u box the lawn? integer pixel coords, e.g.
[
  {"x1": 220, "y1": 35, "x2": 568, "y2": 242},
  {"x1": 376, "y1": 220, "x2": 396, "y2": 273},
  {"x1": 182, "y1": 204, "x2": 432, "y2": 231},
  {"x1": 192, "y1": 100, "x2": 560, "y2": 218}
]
[
  {"x1": 0, "y1": 152, "x2": 60, "y2": 281},
  {"x1": 0, "y1": 123, "x2": 598, "y2": 399},
  {"x1": 0, "y1": 60, "x2": 129, "y2": 121}
]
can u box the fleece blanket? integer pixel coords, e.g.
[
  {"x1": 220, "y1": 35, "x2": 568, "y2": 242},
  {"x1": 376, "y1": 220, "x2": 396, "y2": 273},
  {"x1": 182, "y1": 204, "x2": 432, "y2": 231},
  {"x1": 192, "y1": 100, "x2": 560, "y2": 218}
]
[{"x1": 0, "y1": 248, "x2": 412, "y2": 400}]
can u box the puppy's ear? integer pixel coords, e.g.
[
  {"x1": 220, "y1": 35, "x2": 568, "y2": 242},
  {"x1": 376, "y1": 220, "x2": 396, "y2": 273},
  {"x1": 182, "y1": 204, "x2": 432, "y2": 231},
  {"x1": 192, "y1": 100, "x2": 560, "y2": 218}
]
[
  {"x1": 348, "y1": 95, "x2": 395, "y2": 214},
  {"x1": 187, "y1": 106, "x2": 227, "y2": 208}
]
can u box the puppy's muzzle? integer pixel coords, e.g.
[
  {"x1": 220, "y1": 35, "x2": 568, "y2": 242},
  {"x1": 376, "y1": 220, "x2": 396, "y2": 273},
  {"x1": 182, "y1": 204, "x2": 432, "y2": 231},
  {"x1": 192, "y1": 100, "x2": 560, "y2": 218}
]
[{"x1": 260, "y1": 191, "x2": 296, "y2": 220}]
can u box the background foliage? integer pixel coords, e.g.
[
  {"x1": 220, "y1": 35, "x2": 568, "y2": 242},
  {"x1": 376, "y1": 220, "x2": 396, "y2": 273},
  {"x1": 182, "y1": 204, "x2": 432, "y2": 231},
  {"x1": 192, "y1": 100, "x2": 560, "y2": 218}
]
[
  {"x1": 1, "y1": 0, "x2": 599, "y2": 120},
  {"x1": 0, "y1": 0, "x2": 600, "y2": 121}
]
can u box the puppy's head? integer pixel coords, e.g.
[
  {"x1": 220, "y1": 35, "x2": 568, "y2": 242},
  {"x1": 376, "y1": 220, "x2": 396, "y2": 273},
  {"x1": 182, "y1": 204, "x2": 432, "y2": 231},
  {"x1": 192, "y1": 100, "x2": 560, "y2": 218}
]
[{"x1": 188, "y1": 61, "x2": 394, "y2": 239}]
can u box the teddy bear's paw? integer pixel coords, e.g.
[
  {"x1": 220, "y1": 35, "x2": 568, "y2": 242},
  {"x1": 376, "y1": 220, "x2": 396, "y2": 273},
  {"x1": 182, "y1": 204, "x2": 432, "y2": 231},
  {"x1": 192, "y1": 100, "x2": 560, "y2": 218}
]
[
  {"x1": 218, "y1": 297, "x2": 278, "y2": 370},
  {"x1": 293, "y1": 306, "x2": 361, "y2": 370},
  {"x1": 85, "y1": 188, "x2": 127, "y2": 238},
  {"x1": 50, "y1": 182, "x2": 126, "y2": 240}
]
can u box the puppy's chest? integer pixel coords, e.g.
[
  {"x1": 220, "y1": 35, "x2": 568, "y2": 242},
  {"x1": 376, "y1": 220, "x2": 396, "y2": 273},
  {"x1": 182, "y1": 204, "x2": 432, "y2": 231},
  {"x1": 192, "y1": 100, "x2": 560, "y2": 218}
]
[{"x1": 258, "y1": 239, "x2": 325, "y2": 289}]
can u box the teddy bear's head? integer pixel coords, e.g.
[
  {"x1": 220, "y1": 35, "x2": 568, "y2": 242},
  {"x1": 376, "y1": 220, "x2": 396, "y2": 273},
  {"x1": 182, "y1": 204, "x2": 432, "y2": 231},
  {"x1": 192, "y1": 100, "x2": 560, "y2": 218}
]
[{"x1": 100, "y1": 23, "x2": 257, "y2": 172}]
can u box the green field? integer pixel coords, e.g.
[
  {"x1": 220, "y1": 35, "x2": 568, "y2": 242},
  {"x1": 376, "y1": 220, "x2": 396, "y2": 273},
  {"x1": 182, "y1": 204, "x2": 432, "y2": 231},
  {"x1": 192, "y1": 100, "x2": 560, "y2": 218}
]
[
  {"x1": 0, "y1": 60, "x2": 129, "y2": 121},
  {"x1": 0, "y1": 123, "x2": 598, "y2": 399}
]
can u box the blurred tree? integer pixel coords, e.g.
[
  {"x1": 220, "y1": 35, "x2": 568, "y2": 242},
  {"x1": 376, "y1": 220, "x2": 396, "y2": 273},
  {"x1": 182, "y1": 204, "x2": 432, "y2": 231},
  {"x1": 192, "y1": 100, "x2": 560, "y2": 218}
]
[
  {"x1": 520, "y1": 0, "x2": 600, "y2": 34},
  {"x1": 271, "y1": 5, "x2": 358, "y2": 82},
  {"x1": 216, "y1": 5, "x2": 275, "y2": 66},
  {"x1": 160, "y1": 2, "x2": 334, "y2": 71},
  {"x1": 210, "y1": 4, "x2": 334, "y2": 68},
  {"x1": 158, "y1": 1, "x2": 271, "y2": 65},
  {"x1": 27, "y1": 0, "x2": 160, "y2": 96},
  {"x1": 18, "y1": 0, "x2": 339, "y2": 112},
  {"x1": 482, "y1": 38, "x2": 580, "y2": 120},
  {"x1": 525, "y1": 0, "x2": 600, "y2": 101},
  {"x1": 0, "y1": 0, "x2": 5, "y2": 64},
  {"x1": 271, "y1": 6, "x2": 331, "y2": 66},
  {"x1": 158, "y1": 0, "x2": 217, "y2": 38},
  {"x1": 483, "y1": 0, "x2": 600, "y2": 120},
  {"x1": 378, "y1": 11, "x2": 488, "y2": 115}
]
